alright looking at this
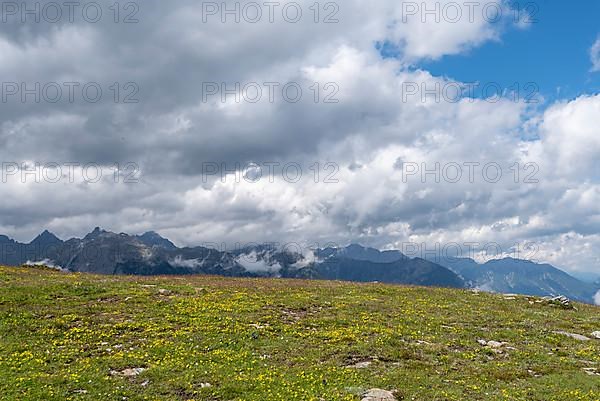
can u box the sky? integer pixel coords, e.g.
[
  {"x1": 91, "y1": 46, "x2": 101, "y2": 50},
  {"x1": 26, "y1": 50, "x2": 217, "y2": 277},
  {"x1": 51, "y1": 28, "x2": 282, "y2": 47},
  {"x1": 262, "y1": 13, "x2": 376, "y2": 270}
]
[
  {"x1": 421, "y1": 0, "x2": 600, "y2": 101},
  {"x1": 0, "y1": 0, "x2": 599, "y2": 278}
]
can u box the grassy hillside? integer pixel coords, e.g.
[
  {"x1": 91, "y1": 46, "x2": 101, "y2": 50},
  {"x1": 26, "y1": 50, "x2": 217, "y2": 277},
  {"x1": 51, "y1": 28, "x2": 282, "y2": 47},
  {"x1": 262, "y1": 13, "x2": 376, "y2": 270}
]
[{"x1": 0, "y1": 266, "x2": 599, "y2": 401}]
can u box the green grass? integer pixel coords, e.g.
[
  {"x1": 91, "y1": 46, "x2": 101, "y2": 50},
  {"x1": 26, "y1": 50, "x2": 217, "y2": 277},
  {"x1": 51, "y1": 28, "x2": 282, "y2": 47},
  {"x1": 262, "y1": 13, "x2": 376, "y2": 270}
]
[{"x1": 0, "y1": 265, "x2": 599, "y2": 401}]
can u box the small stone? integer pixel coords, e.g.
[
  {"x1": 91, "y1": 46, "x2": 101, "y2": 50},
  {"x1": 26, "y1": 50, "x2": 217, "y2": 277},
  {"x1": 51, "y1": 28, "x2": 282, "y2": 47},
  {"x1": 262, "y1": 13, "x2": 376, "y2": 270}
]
[
  {"x1": 199, "y1": 382, "x2": 212, "y2": 388},
  {"x1": 487, "y1": 341, "x2": 507, "y2": 348},
  {"x1": 114, "y1": 367, "x2": 146, "y2": 377},
  {"x1": 346, "y1": 361, "x2": 372, "y2": 369},
  {"x1": 591, "y1": 331, "x2": 600, "y2": 339},
  {"x1": 553, "y1": 331, "x2": 590, "y2": 341},
  {"x1": 141, "y1": 380, "x2": 150, "y2": 387},
  {"x1": 477, "y1": 340, "x2": 488, "y2": 346},
  {"x1": 158, "y1": 289, "x2": 172, "y2": 296},
  {"x1": 361, "y1": 389, "x2": 397, "y2": 401},
  {"x1": 544, "y1": 296, "x2": 574, "y2": 309}
]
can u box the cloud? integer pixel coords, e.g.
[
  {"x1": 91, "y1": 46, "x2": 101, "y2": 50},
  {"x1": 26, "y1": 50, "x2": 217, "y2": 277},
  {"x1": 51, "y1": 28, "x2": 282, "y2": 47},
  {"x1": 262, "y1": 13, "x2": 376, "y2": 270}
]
[
  {"x1": 24, "y1": 259, "x2": 65, "y2": 271},
  {"x1": 595, "y1": 290, "x2": 600, "y2": 306},
  {"x1": 235, "y1": 252, "x2": 282, "y2": 274},
  {"x1": 591, "y1": 37, "x2": 600, "y2": 72},
  {"x1": 0, "y1": 1, "x2": 599, "y2": 277}
]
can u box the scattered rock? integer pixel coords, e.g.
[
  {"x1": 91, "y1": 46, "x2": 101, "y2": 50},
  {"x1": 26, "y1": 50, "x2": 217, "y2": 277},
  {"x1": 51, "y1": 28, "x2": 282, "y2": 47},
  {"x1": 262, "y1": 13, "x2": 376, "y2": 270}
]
[
  {"x1": 543, "y1": 296, "x2": 574, "y2": 309},
  {"x1": 122, "y1": 368, "x2": 146, "y2": 377},
  {"x1": 361, "y1": 389, "x2": 397, "y2": 401},
  {"x1": 140, "y1": 380, "x2": 150, "y2": 387},
  {"x1": 158, "y1": 289, "x2": 172, "y2": 296},
  {"x1": 477, "y1": 340, "x2": 510, "y2": 354},
  {"x1": 73, "y1": 389, "x2": 88, "y2": 394},
  {"x1": 553, "y1": 331, "x2": 590, "y2": 341},
  {"x1": 591, "y1": 331, "x2": 600, "y2": 339},
  {"x1": 199, "y1": 382, "x2": 212, "y2": 388},
  {"x1": 583, "y1": 368, "x2": 600, "y2": 376},
  {"x1": 346, "y1": 361, "x2": 372, "y2": 369},
  {"x1": 477, "y1": 340, "x2": 507, "y2": 348},
  {"x1": 111, "y1": 367, "x2": 146, "y2": 377}
]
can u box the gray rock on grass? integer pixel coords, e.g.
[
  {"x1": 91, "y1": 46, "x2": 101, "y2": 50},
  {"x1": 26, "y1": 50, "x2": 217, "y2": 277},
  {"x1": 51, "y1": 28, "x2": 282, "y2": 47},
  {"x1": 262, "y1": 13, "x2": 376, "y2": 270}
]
[
  {"x1": 361, "y1": 389, "x2": 397, "y2": 401},
  {"x1": 553, "y1": 331, "x2": 590, "y2": 341}
]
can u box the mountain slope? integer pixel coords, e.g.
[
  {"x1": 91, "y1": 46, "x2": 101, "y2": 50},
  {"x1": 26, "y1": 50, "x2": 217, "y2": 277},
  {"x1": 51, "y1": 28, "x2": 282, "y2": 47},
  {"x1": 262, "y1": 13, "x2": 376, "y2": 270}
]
[
  {"x1": 135, "y1": 231, "x2": 177, "y2": 250},
  {"x1": 311, "y1": 256, "x2": 464, "y2": 288},
  {"x1": 316, "y1": 244, "x2": 407, "y2": 264},
  {"x1": 435, "y1": 257, "x2": 598, "y2": 304},
  {"x1": 29, "y1": 230, "x2": 63, "y2": 248}
]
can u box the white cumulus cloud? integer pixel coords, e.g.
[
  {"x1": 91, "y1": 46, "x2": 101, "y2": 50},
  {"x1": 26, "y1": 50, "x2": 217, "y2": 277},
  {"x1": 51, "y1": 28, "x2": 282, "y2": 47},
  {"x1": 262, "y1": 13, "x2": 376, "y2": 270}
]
[{"x1": 0, "y1": 0, "x2": 599, "y2": 278}]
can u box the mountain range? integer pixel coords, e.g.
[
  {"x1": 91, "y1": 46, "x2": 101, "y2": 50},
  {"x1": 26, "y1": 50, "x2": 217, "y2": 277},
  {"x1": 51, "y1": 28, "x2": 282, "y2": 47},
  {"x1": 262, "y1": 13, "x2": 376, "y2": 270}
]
[
  {"x1": 1, "y1": 228, "x2": 598, "y2": 304},
  {"x1": 430, "y1": 257, "x2": 600, "y2": 304}
]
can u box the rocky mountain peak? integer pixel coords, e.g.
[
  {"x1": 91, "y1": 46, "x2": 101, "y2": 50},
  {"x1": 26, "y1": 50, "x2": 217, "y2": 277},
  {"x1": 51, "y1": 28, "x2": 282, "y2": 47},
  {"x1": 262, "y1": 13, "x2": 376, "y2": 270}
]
[
  {"x1": 30, "y1": 230, "x2": 62, "y2": 246},
  {"x1": 136, "y1": 231, "x2": 177, "y2": 250}
]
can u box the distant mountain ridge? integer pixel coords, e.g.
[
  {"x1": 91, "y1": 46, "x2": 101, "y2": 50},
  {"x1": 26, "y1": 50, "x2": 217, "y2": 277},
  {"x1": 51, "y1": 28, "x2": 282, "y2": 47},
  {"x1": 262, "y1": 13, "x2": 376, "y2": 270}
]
[
  {"x1": 1, "y1": 229, "x2": 598, "y2": 303},
  {"x1": 430, "y1": 256, "x2": 600, "y2": 304},
  {"x1": 316, "y1": 244, "x2": 408, "y2": 264},
  {"x1": 0, "y1": 229, "x2": 464, "y2": 289},
  {"x1": 314, "y1": 245, "x2": 599, "y2": 304}
]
